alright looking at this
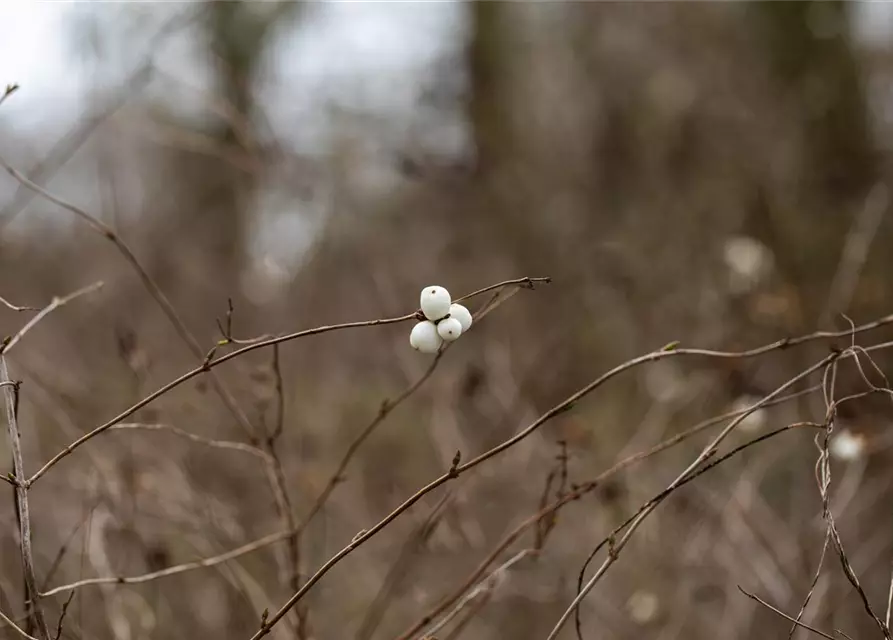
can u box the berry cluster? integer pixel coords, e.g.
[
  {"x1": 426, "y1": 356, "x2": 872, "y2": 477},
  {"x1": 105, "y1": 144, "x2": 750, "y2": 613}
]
[{"x1": 409, "y1": 286, "x2": 473, "y2": 354}]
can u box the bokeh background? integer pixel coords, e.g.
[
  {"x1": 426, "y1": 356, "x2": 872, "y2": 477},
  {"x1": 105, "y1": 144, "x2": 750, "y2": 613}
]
[{"x1": 2, "y1": 2, "x2": 893, "y2": 639}]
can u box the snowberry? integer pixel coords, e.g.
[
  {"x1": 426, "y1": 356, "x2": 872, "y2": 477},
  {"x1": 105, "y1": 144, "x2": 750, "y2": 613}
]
[
  {"x1": 437, "y1": 317, "x2": 463, "y2": 341},
  {"x1": 448, "y1": 303, "x2": 472, "y2": 332},
  {"x1": 410, "y1": 320, "x2": 442, "y2": 353},
  {"x1": 420, "y1": 286, "x2": 451, "y2": 321}
]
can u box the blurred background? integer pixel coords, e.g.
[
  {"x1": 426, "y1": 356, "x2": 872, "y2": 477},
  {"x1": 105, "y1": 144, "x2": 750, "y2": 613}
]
[{"x1": 2, "y1": 2, "x2": 893, "y2": 639}]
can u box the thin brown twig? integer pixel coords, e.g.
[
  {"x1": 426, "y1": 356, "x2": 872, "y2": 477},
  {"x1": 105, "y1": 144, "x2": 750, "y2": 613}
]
[
  {"x1": 252, "y1": 328, "x2": 893, "y2": 640},
  {"x1": 107, "y1": 423, "x2": 274, "y2": 462},
  {"x1": 40, "y1": 527, "x2": 292, "y2": 597},
  {"x1": 260, "y1": 345, "x2": 305, "y2": 638},
  {"x1": 2, "y1": 357, "x2": 49, "y2": 639},
  {"x1": 0, "y1": 605, "x2": 38, "y2": 640},
  {"x1": 738, "y1": 586, "x2": 840, "y2": 640},
  {"x1": 253, "y1": 337, "x2": 878, "y2": 640},
  {"x1": 40, "y1": 342, "x2": 448, "y2": 598},
  {"x1": 293, "y1": 350, "x2": 445, "y2": 533},
  {"x1": 559, "y1": 356, "x2": 842, "y2": 640},
  {"x1": 0, "y1": 296, "x2": 37, "y2": 312},
  {"x1": 422, "y1": 549, "x2": 533, "y2": 638},
  {"x1": 815, "y1": 350, "x2": 892, "y2": 639},
  {"x1": 395, "y1": 385, "x2": 823, "y2": 640},
  {"x1": 29, "y1": 277, "x2": 541, "y2": 486},
  {"x1": 0, "y1": 282, "x2": 104, "y2": 356},
  {"x1": 442, "y1": 590, "x2": 492, "y2": 640},
  {"x1": 0, "y1": 156, "x2": 260, "y2": 441},
  {"x1": 355, "y1": 492, "x2": 454, "y2": 640},
  {"x1": 52, "y1": 593, "x2": 74, "y2": 640},
  {"x1": 787, "y1": 528, "x2": 832, "y2": 640}
]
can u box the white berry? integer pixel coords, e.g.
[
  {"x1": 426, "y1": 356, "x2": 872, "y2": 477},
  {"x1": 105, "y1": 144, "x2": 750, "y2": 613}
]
[
  {"x1": 448, "y1": 303, "x2": 473, "y2": 332},
  {"x1": 410, "y1": 320, "x2": 442, "y2": 353},
  {"x1": 420, "y1": 286, "x2": 451, "y2": 321},
  {"x1": 437, "y1": 317, "x2": 463, "y2": 341}
]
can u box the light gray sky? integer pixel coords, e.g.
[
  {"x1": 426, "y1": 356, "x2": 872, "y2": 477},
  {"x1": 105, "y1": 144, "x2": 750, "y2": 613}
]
[{"x1": 0, "y1": 2, "x2": 463, "y2": 141}]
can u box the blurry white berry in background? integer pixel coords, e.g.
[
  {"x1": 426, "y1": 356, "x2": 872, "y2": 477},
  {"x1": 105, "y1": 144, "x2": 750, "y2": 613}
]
[
  {"x1": 449, "y1": 303, "x2": 473, "y2": 332},
  {"x1": 830, "y1": 428, "x2": 865, "y2": 462},
  {"x1": 730, "y1": 395, "x2": 767, "y2": 433},
  {"x1": 437, "y1": 317, "x2": 463, "y2": 341},
  {"x1": 723, "y1": 235, "x2": 774, "y2": 295},
  {"x1": 410, "y1": 320, "x2": 443, "y2": 354},
  {"x1": 420, "y1": 286, "x2": 451, "y2": 321}
]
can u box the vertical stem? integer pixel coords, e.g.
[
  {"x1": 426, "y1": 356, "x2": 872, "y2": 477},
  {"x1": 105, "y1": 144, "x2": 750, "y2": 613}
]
[{"x1": 2, "y1": 356, "x2": 49, "y2": 639}]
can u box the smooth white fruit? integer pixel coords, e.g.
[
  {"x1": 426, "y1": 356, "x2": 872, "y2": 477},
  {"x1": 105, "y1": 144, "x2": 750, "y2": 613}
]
[
  {"x1": 420, "y1": 286, "x2": 451, "y2": 321},
  {"x1": 448, "y1": 303, "x2": 473, "y2": 332},
  {"x1": 410, "y1": 320, "x2": 442, "y2": 353},
  {"x1": 437, "y1": 317, "x2": 463, "y2": 341}
]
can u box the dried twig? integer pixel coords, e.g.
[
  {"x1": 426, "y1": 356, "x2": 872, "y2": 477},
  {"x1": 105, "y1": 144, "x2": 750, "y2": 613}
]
[
  {"x1": 255, "y1": 344, "x2": 874, "y2": 640},
  {"x1": 0, "y1": 606, "x2": 38, "y2": 640},
  {"x1": 0, "y1": 295, "x2": 37, "y2": 312},
  {"x1": 557, "y1": 354, "x2": 839, "y2": 640},
  {"x1": 0, "y1": 156, "x2": 260, "y2": 441},
  {"x1": 0, "y1": 282, "x2": 103, "y2": 356},
  {"x1": 40, "y1": 341, "x2": 445, "y2": 597},
  {"x1": 52, "y1": 593, "x2": 75, "y2": 640},
  {"x1": 29, "y1": 277, "x2": 544, "y2": 485},
  {"x1": 395, "y1": 385, "x2": 822, "y2": 640},
  {"x1": 739, "y1": 586, "x2": 840, "y2": 640},
  {"x1": 815, "y1": 351, "x2": 892, "y2": 639},
  {"x1": 2, "y1": 357, "x2": 50, "y2": 639},
  {"x1": 422, "y1": 549, "x2": 533, "y2": 638},
  {"x1": 355, "y1": 492, "x2": 453, "y2": 640}
]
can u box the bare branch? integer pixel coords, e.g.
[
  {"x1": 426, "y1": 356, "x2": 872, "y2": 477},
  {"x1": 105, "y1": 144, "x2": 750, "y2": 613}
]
[
  {"x1": 0, "y1": 154, "x2": 260, "y2": 441},
  {"x1": 29, "y1": 277, "x2": 539, "y2": 485},
  {"x1": 0, "y1": 295, "x2": 37, "y2": 312},
  {"x1": 738, "y1": 586, "x2": 840, "y2": 640},
  {"x1": 1, "y1": 282, "x2": 103, "y2": 355},
  {"x1": 40, "y1": 347, "x2": 446, "y2": 597},
  {"x1": 554, "y1": 355, "x2": 838, "y2": 640},
  {"x1": 2, "y1": 357, "x2": 49, "y2": 639},
  {"x1": 422, "y1": 549, "x2": 533, "y2": 638},
  {"x1": 0, "y1": 606, "x2": 39, "y2": 640}
]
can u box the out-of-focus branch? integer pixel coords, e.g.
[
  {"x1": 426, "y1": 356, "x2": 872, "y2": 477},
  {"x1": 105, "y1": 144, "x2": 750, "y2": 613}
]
[{"x1": 0, "y1": 9, "x2": 196, "y2": 232}]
